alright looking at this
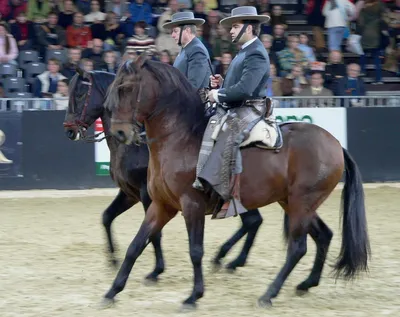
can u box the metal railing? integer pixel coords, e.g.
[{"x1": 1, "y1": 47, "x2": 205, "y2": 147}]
[
  {"x1": 273, "y1": 95, "x2": 400, "y2": 108},
  {"x1": 1, "y1": 95, "x2": 400, "y2": 112}
]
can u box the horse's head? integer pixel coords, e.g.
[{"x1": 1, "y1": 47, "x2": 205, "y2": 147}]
[
  {"x1": 63, "y1": 67, "x2": 114, "y2": 141},
  {"x1": 106, "y1": 52, "x2": 158, "y2": 144}
]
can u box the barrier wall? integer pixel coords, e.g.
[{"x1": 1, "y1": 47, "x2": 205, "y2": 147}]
[{"x1": 0, "y1": 108, "x2": 398, "y2": 190}]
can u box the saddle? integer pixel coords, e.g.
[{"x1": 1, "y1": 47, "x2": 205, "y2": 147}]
[
  {"x1": 193, "y1": 98, "x2": 283, "y2": 220},
  {"x1": 212, "y1": 98, "x2": 283, "y2": 150}
]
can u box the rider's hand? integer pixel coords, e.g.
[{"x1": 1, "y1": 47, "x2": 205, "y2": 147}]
[{"x1": 210, "y1": 74, "x2": 223, "y2": 88}]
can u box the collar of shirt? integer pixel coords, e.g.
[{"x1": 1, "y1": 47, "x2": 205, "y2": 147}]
[{"x1": 241, "y1": 36, "x2": 257, "y2": 50}]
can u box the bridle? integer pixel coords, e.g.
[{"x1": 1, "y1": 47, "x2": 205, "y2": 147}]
[{"x1": 63, "y1": 74, "x2": 108, "y2": 143}]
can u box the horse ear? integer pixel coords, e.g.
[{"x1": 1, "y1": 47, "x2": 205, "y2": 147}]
[{"x1": 135, "y1": 50, "x2": 148, "y2": 68}]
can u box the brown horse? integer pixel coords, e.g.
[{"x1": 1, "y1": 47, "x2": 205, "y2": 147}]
[{"x1": 101, "y1": 56, "x2": 370, "y2": 309}]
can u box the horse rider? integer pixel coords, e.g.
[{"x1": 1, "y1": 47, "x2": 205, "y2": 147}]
[
  {"x1": 200, "y1": 6, "x2": 271, "y2": 219},
  {"x1": 162, "y1": 12, "x2": 212, "y2": 102}
]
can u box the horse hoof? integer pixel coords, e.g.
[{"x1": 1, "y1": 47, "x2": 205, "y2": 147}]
[
  {"x1": 180, "y1": 303, "x2": 197, "y2": 312},
  {"x1": 143, "y1": 275, "x2": 158, "y2": 286},
  {"x1": 257, "y1": 297, "x2": 272, "y2": 309},
  {"x1": 295, "y1": 288, "x2": 309, "y2": 297},
  {"x1": 109, "y1": 258, "x2": 119, "y2": 269},
  {"x1": 97, "y1": 297, "x2": 115, "y2": 310},
  {"x1": 210, "y1": 259, "x2": 222, "y2": 273}
]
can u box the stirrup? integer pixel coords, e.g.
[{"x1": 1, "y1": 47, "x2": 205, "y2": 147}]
[{"x1": 192, "y1": 178, "x2": 204, "y2": 191}]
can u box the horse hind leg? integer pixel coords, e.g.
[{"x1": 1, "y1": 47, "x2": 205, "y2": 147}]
[
  {"x1": 102, "y1": 190, "x2": 136, "y2": 268},
  {"x1": 258, "y1": 201, "x2": 311, "y2": 308},
  {"x1": 296, "y1": 215, "x2": 333, "y2": 294},
  {"x1": 139, "y1": 185, "x2": 165, "y2": 283},
  {"x1": 225, "y1": 209, "x2": 263, "y2": 272}
]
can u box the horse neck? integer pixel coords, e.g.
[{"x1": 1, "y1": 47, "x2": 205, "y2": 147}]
[{"x1": 144, "y1": 113, "x2": 202, "y2": 161}]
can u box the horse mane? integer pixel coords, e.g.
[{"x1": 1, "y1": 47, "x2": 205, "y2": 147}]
[
  {"x1": 105, "y1": 59, "x2": 207, "y2": 139},
  {"x1": 69, "y1": 71, "x2": 115, "y2": 113}
]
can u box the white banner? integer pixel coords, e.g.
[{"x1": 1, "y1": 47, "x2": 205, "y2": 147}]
[
  {"x1": 274, "y1": 108, "x2": 347, "y2": 148},
  {"x1": 95, "y1": 118, "x2": 110, "y2": 175}
]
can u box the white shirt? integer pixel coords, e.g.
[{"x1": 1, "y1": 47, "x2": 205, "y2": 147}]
[{"x1": 212, "y1": 36, "x2": 258, "y2": 102}]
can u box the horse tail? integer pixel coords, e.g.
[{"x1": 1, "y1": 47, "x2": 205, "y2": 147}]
[{"x1": 333, "y1": 148, "x2": 371, "y2": 280}]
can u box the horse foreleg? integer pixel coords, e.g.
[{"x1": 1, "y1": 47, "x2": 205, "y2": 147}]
[
  {"x1": 226, "y1": 209, "x2": 263, "y2": 271},
  {"x1": 102, "y1": 189, "x2": 136, "y2": 268},
  {"x1": 101, "y1": 202, "x2": 176, "y2": 307},
  {"x1": 139, "y1": 185, "x2": 165, "y2": 283},
  {"x1": 181, "y1": 198, "x2": 206, "y2": 309},
  {"x1": 296, "y1": 215, "x2": 333, "y2": 294}
]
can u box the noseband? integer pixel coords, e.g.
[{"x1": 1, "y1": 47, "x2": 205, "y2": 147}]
[{"x1": 63, "y1": 75, "x2": 107, "y2": 143}]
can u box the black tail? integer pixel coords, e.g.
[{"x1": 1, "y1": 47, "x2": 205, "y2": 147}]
[{"x1": 333, "y1": 148, "x2": 371, "y2": 280}]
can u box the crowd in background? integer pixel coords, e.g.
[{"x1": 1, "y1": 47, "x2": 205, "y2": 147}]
[{"x1": 0, "y1": 0, "x2": 399, "y2": 109}]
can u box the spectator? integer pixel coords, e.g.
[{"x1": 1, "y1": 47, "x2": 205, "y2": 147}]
[
  {"x1": 261, "y1": 34, "x2": 279, "y2": 74},
  {"x1": 10, "y1": 12, "x2": 36, "y2": 51},
  {"x1": 156, "y1": 0, "x2": 180, "y2": 55},
  {"x1": 324, "y1": 50, "x2": 346, "y2": 91},
  {"x1": 385, "y1": 0, "x2": 400, "y2": 74},
  {"x1": 100, "y1": 50, "x2": 118, "y2": 73},
  {"x1": 358, "y1": 0, "x2": 387, "y2": 84},
  {"x1": 159, "y1": 49, "x2": 172, "y2": 65},
  {"x1": 66, "y1": 11, "x2": 92, "y2": 48},
  {"x1": 128, "y1": 0, "x2": 153, "y2": 25},
  {"x1": 103, "y1": 11, "x2": 125, "y2": 50},
  {"x1": 298, "y1": 33, "x2": 317, "y2": 63},
  {"x1": 80, "y1": 57, "x2": 94, "y2": 72},
  {"x1": 196, "y1": 25, "x2": 213, "y2": 59},
  {"x1": 9, "y1": 0, "x2": 29, "y2": 22},
  {"x1": 270, "y1": 5, "x2": 287, "y2": 29},
  {"x1": 323, "y1": 0, "x2": 355, "y2": 51},
  {"x1": 53, "y1": 78, "x2": 69, "y2": 110},
  {"x1": 271, "y1": 23, "x2": 286, "y2": 53},
  {"x1": 0, "y1": 24, "x2": 18, "y2": 65},
  {"x1": 213, "y1": 24, "x2": 237, "y2": 61},
  {"x1": 336, "y1": 63, "x2": 366, "y2": 106},
  {"x1": 278, "y1": 34, "x2": 309, "y2": 76},
  {"x1": 297, "y1": 71, "x2": 334, "y2": 107},
  {"x1": 0, "y1": 0, "x2": 11, "y2": 20},
  {"x1": 306, "y1": 0, "x2": 326, "y2": 54},
  {"x1": 215, "y1": 52, "x2": 232, "y2": 77},
  {"x1": 105, "y1": 0, "x2": 128, "y2": 20},
  {"x1": 202, "y1": 10, "x2": 219, "y2": 47},
  {"x1": 281, "y1": 64, "x2": 309, "y2": 97},
  {"x1": 34, "y1": 58, "x2": 67, "y2": 98},
  {"x1": 84, "y1": 0, "x2": 106, "y2": 23},
  {"x1": 125, "y1": 21, "x2": 156, "y2": 56},
  {"x1": 58, "y1": 0, "x2": 76, "y2": 29},
  {"x1": 75, "y1": 0, "x2": 91, "y2": 15},
  {"x1": 37, "y1": 12, "x2": 66, "y2": 56},
  {"x1": 61, "y1": 47, "x2": 81, "y2": 79},
  {"x1": 27, "y1": 0, "x2": 51, "y2": 24},
  {"x1": 265, "y1": 63, "x2": 282, "y2": 97},
  {"x1": 194, "y1": 1, "x2": 207, "y2": 20},
  {"x1": 82, "y1": 38, "x2": 106, "y2": 69}
]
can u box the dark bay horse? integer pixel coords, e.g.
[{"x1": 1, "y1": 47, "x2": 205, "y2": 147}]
[
  {"x1": 62, "y1": 70, "x2": 165, "y2": 282},
  {"x1": 62, "y1": 69, "x2": 265, "y2": 280},
  {"x1": 102, "y1": 56, "x2": 370, "y2": 309}
]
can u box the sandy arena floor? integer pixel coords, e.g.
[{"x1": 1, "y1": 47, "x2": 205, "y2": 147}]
[{"x1": 0, "y1": 186, "x2": 399, "y2": 317}]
